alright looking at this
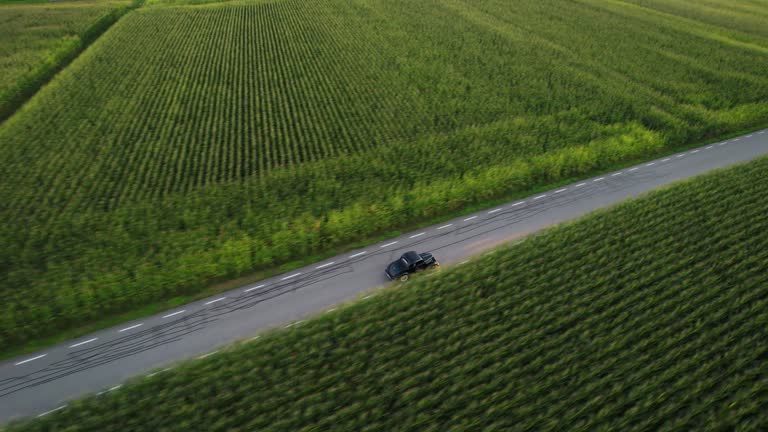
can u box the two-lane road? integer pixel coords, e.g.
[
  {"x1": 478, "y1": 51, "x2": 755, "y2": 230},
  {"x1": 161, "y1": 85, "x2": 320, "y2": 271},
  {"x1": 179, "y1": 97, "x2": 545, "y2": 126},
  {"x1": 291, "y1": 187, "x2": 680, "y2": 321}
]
[{"x1": 2, "y1": 129, "x2": 767, "y2": 423}]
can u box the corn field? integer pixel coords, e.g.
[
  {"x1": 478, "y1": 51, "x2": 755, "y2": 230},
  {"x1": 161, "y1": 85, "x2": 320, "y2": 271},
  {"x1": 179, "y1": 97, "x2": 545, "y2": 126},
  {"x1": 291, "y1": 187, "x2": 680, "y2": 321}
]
[
  {"x1": 1, "y1": 0, "x2": 768, "y2": 348},
  {"x1": 0, "y1": 0, "x2": 132, "y2": 120},
  {"x1": 9, "y1": 155, "x2": 768, "y2": 431}
]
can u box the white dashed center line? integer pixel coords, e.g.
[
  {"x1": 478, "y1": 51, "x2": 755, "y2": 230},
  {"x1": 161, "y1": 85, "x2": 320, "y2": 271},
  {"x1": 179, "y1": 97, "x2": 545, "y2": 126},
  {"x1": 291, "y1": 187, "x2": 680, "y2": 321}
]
[
  {"x1": 533, "y1": 194, "x2": 547, "y2": 200},
  {"x1": 512, "y1": 201, "x2": 525, "y2": 207},
  {"x1": 315, "y1": 262, "x2": 335, "y2": 269},
  {"x1": 646, "y1": 162, "x2": 655, "y2": 167},
  {"x1": 162, "y1": 310, "x2": 186, "y2": 319},
  {"x1": 675, "y1": 154, "x2": 685, "y2": 158},
  {"x1": 108, "y1": 385, "x2": 122, "y2": 392},
  {"x1": 349, "y1": 251, "x2": 367, "y2": 258},
  {"x1": 380, "y1": 241, "x2": 398, "y2": 248},
  {"x1": 746, "y1": 135, "x2": 752, "y2": 138},
  {"x1": 593, "y1": 177, "x2": 605, "y2": 182},
  {"x1": 15, "y1": 354, "x2": 47, "y2": 366},
  {"x1": 706, "y1": 146, "x2": 714, "y2": 150},
  {"x1": 244, "y1": 284, "x2": 265, "y2": 293},
  {"x1": 628, "y1": 167, "x2": 638, "y2": 172},
  {"x1": 611, "y1": 172, "x2": 623, "y2": 177},
  {"x1": 662, "y1": 158, "x2": 671, "y2": 162},
  {"x1": 437, "y1": 224, "x2": 453, "y2": 230},
  {"x1": 69, "y1": 338, "x2": 98, "y2": 348},
  {"x1": 37, "y1": 406, "x2": 66, "y2": 418},
  {"x1": 691, "y1": 150, "x2": 699, "y2": 154},
  {"x1": 409, "y1": 232, "x2": 425, "y2": 238},
  {"x1": 732, "y1": 138, "x2": 740, "y2": 142},
  {"x1": 460, "y1": 260, "x2": 469, "y2": 265},
  {"x1": 118, "y1": 323, "x2": 143, "y2": 333},
  {"x1": 463, "y1": 216, "x2": 478, "y2": 221},
  {"x1": 280, "y1": 273, "x2": 301, "y2": 281},
  {"x1": 575, "y1": 183, "x2": 586, "y2": 188},
  {"x1": 554, "y1": 188, "x2": 567, "y2": 194},
  {"x1": 488, "y1": 208, "x2": 503, "y2": 214},
  {"x1": 718, "y1": 142, "x2": 727, "y2": 146},
  {"x1": 205, "y1": 297, "x2": 226, "y2": 305}
]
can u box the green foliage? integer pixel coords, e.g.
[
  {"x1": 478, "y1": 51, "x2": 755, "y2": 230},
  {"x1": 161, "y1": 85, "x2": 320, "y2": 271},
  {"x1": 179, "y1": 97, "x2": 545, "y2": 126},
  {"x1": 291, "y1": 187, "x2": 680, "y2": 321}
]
[
  {"x1": 8, "y1": 155, "x2": 768, "y2": 432},
  {"x1": 1, "y1": 0, "x2": 768, "y2": 349},
  {"x1": 0, "y1": 0, "x2": 133, "y2": 121}
]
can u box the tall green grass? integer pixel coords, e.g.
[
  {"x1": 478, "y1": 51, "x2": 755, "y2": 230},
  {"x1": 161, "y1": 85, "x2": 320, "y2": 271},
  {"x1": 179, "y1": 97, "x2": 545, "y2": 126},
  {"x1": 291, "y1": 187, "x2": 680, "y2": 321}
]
[
  {"x1": 1, "y1": 0, "x2": 768, "y2": 348},
  {"x1": 9, "y1": 154, "x2": 768, "y2": 432}
]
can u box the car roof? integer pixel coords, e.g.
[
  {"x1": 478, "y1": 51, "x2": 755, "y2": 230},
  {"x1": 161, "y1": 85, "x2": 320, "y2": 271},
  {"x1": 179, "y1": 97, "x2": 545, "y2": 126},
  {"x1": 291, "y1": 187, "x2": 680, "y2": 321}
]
[{"x1": 402, "y1": 251, "x2": 421, "y2": 262}]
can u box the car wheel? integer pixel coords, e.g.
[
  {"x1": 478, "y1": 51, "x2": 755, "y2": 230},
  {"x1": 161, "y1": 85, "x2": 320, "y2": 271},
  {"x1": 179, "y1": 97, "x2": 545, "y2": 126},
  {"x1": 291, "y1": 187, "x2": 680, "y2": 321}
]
[{"x1": 399, "y1": 273, "x2": 409, "y2": 282}]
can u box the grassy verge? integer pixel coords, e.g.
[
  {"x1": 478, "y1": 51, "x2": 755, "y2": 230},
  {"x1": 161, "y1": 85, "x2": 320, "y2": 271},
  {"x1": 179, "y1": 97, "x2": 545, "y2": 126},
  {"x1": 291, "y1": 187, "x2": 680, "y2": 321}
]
[
  {"x1": 1, "y1": 122, "x2": 765, "y2": 362},
  {"x1": 7, "y1": 150, "x2": 768, "y2": 431}
]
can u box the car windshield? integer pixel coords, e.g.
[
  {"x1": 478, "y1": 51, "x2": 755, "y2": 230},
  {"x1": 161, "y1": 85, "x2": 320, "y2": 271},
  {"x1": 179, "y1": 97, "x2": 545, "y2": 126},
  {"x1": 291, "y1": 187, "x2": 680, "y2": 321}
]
[{"x1": 401, "y1": 258, "x2": 409, "y2": 266}]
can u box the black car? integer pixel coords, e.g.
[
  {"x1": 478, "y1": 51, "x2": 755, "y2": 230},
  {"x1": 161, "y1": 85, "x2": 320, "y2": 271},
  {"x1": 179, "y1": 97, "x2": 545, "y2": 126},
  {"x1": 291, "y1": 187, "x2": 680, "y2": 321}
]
[{"x1": 385, "y1": 251, "x2": 439, "y2": 282}]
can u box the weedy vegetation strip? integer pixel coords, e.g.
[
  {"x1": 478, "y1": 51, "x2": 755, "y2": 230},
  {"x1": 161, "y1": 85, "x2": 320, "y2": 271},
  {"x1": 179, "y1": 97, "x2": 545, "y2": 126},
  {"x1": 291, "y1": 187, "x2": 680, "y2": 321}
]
[
  {"x1": 7, "y1": 155, "x2": 768, "y2": 431},
  {"x1": 1, "y1": 0, "x2": 768, "y2": 348}
]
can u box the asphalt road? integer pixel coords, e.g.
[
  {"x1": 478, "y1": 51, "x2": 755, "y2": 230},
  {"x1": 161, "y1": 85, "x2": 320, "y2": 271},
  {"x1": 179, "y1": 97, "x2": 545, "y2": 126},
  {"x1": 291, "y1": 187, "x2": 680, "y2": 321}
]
[{"x1": 1, "y1": 129, "x2": 767, "y2": 423}]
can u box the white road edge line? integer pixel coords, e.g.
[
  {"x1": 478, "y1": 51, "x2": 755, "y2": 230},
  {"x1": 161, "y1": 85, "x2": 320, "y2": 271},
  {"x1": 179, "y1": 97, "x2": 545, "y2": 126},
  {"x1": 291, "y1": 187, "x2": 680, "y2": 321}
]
[
  {"x1": 162, "y1": 310, "x2": 185, "y2": 319},
  {"x1": 554, "y1": 188, "x2": 567, "y2": 194},
  {"x1": 691, "y1": 149, "x2": 699, "y2": 154},
  {"x1": 512, "y1": 201, "x2": 525, "y2": 207},
  {"x1": 15, "y1": 354, "x2": 47, "y2": 366},
  {"x1": 746, "y1": 135, "x2": 752, "y2": 138},
  {"x1": 488, "y1": 208, "x2": 503, "y2": 214},
  {"x1": 575, "y1": 183, "x2": 586, "y2": 188},
  {"x1": 718, "y1": 142, "x2": 727, "y2": 146},
  {"x1": 533, "y1": 194, "x2": 547, "y2": 200},
  {"x1": 118, "y1": 323, "x2": 143, "y2": 333},
  {"x1": 380, "y1": 241, "x2": 398, "y2": 248},
  {"x1": 205, "y1": 297, "x2": 226, "y2": 305},
  {"x1": 244, "y1": 284, "x2": 265, "y2": 293},
  {"x1": 459, "y1": 260, "x2": 469, "y2": 265},
  {"x1": 463, "y1": 216, "x2": 477, "y2": 221},
  {"x1": 69, "y1": 338, "x2": 98, "y2": 348},
  {"x1": 675, "y1": 154, "x2": 685, "y2": 158},
  {"x1": 315, "y1": 262, "x2": 335, "y2": 269},
  {"x1": 147, "y1": 368, "x2": 172, "y2": 378},
  {"x1": 325, "y1": 308, "x2": 336, "y2": 313},
  {"x1": 198, "y1": 351, "x2": 218, "y2": 360},
  {"x1": 409, "y1": 232, "x2": 426, "y2": 238},
  {"x1": 437, "y1": 224, "x2": 452, "y2": 230},
  {"x1": 108, "y1": 385, "x2": 122, "y2": 392},
  {"x1": 662, "y1": 158, "x2": 671, "y2": 162},
  {"x1": 37, "y1": 405, "x2": 66, "y2": 418},
  {"x1": 280, "y1": 273, "x2": 301, "y2": 281},
  {"x1": 349, "y1": 251, "x2": 367, "y2": 258},
  {"x1": 646, "y1": 162, "x2": 655, "y2": 166},
  {"x1": 706, "y1": 146, "x2": 714, "y2": 149},
  {"x1": 732, "y1": 138, "x2": 740, "y2": 142},
  {"x1": 593, "y1": 177, "x2": 605, "y2": 182},
  {"x1": 628, "y1": 167, "x2": 639, "y2": 172}
]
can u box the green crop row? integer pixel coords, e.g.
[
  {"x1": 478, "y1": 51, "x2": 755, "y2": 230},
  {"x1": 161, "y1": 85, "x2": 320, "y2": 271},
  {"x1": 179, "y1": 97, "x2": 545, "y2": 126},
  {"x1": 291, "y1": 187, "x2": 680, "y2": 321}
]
[
  {"x1": 0, "y1": 0, "x2": 135, "y2": 121},
  {"x1": 8, "y1": 154, "x2": 768, "y2": 432},
  {"x1": 1, "y1": 0, "x2": 768, "y2": 349}
]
